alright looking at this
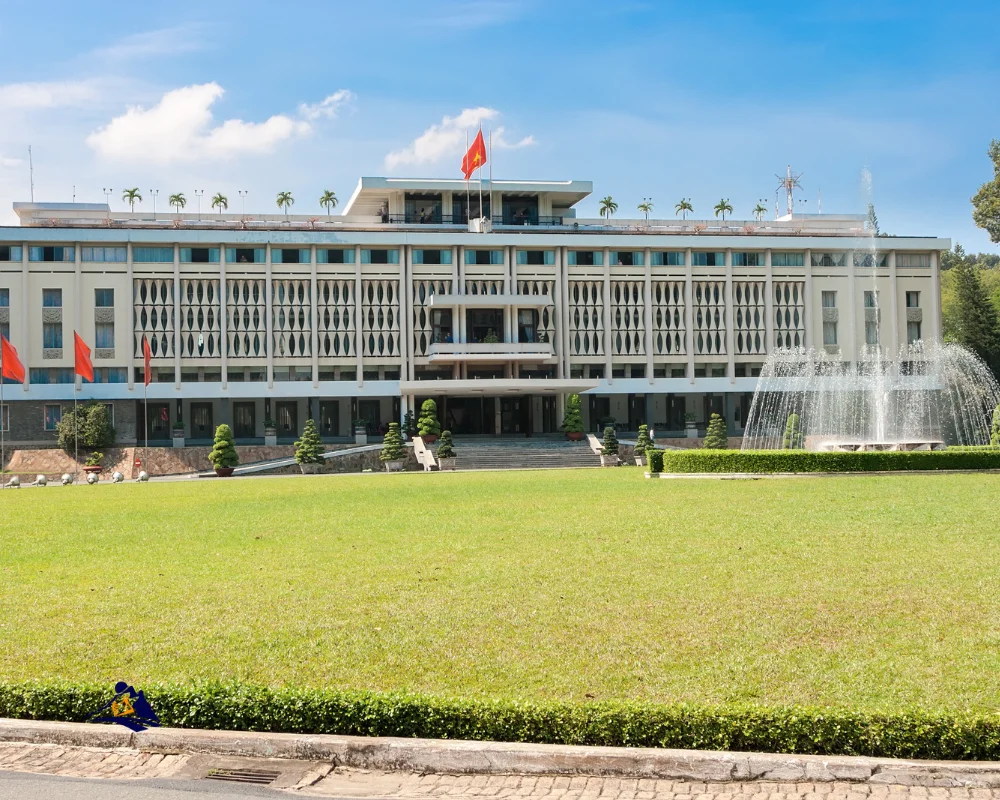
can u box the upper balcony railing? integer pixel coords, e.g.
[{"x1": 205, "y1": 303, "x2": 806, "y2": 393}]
[
  {"x1": 426, "y1": 341, "x2": 555, "y2": 362},
  {"x1": 384, "y1": 213, "x2": 565, "y2": 227}
]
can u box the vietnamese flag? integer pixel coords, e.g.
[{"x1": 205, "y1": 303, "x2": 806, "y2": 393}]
[
  {"x1": 1, "y1": 335, "x2": 25, "y2": 383},
  {"x1": 143, "y1": 335, "x2": 152, "y2": 387},
  {"x1": 74, "y1": 331, "x2": 94, "y2": 383},
  {"x1": 461, "y1": 129, "x2": 487, "y2": 180}
]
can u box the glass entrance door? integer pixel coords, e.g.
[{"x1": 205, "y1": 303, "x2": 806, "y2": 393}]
[
  {"x1": 319, "y1": 401, "x2": 340, "y2": 437},
  {"x1": 500, "y1": 397, "x2": 529, "y2": 435},
  {"x1": 147, "y1": 403, "x2": 171, "y2": 441},
  {"x1": 275, "y1": 401, "x2": 298, "y2": 440},
  {"x1": 190, "y1": 402, "x2": 214, "y2": 441},
  {"x1": 233, "y1": 402, "x2": 255, "y2": 439},
  {"x1": 466, "y1": 309, "x2": 504, "y2": 343}
]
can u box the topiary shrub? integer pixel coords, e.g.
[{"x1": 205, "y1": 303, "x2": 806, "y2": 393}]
[
  {"x1": 436, "y1": 430, "x2": 455, "y2": 459},
  {"x1": 601, "y1": 426, "x2": 619, "y2": 456},
  {"x1": 561, "y1": 394, "x2": 584, "y2": 436},
  {"x1": 84, "y1": 451, "x2": 103, "y2": 468},
  {"x1": 403, "y1": 410, "x2": 417, "y2": 438},
  {"x1": 380, "y1": 422, "x2": 405, "y2": 462},
  {"x1": 783, "y1": 413, "x2": 805, "y2": 449},
  {"x1": 208, "y1": 424, "x2": 239, "y2": 469},
  {"x1": 646, "y1": 448, "x2": 664, "y2": 473},
  {"x1": 56, "y1": 402, "x2": 116, "y2": 453},
  {"x1": 660, "y1": 449, "x2": 1000, "y2": 473},
  {"x1": 702, "y1": 413, "x2": 728, "y2": 449},
  {"x1": 294, "y1": 419, "x2": 324, "y2": 465},
  {"x1": 635, "y1": 424, "x2": 653, "y2": 452},
  {"x1": 991, "y1": 404, "x2": 1000, "y2": 447},
  {"x1": 417, "y1": 399, "x2": 441, "y2": 438}
]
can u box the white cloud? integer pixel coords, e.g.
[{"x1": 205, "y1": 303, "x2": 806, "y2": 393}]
[
  {"x1": 0, "y1": 81, "x2": 99, "y2": 111},
  {"x1": 89, "y1": 25, "x2": 207, "y2": 61},
  {"x1": 0, "y1": 155, "x2": 23, "y2": 167},
  {"x1": 298, "y1": 90, "x2": 354, "y2": 121},
  {"x1": 384, "y1": 107, "x2": 534, "y2": 170},
  {"x1": 86, "y1": 83, "x2": 351, "y2": 164}
]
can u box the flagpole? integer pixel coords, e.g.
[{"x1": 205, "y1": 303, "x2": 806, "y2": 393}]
[
  {"x1": 465, "y1": 129, "x2": 470, "y2": 228},
  {"x1": 488, "y1": 125, "x2": 493, "y2": 226},
  {"x1": 143, "y1": 373, "x2": 148, "y2": 476},
  {"x1": 74, "y1": 379, "x2": 79, "y2": 481},
  {"x1": 477, "y1": 127, "x2": 484, "y2": 223},
  {"x1": 1, "y1": 352, "x2": 5, "y2": 490}
]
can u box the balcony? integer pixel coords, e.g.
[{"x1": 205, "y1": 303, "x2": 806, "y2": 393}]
[
  {"x1": 427, "y1": 293, "x2": 551, "y2": 308},
  {"x1": 382, "y1": 213, "x2": 565, "y2": 227},
  {"x1": 427, "y1": 341, "x2": 555, "y2": 363}
]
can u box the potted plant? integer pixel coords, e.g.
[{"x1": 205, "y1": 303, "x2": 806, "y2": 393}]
[
  {"x1": 208, "y1": 423, "x2": 239, "y2": 476},
  {"x1": 352, "y1": 418, "x2": 369, "y2": 445},
  {"x1": 436, "y1": 430, "x2": 457, "y2": 470},
  {"x1": 634, "y1": 424, "x2": 653, "y2": 466},
  {"x1": 561, "y1": 393, "x2": 584, "y2": 441},
  {"x1": 83, "y1": 451, "x2": 104, "y2": 475},
  {"x1": 171, "y1": 419, "x2": 185, "y2": 437},
  {"x1": 380, "y1": 422, "x2": 405, "y2": 472},
  {"x1": 703, "y1": 413, "x2": 728, "y2": 450},
  {"x1": 263, "y1": 417, "x2": 277, "y2": 446},
  {"x1": 403, "y1": 410, "x2": 416, "y2": 440},
  {"x1": 294, "y1": 418, "x2": 324, "y2": 474},
  {"x1": 600, "y1": 426, "x2": 620, "y2": 466},
  {"x1": 483, "y1": 328, "x2": 500, "y2": 344},
  {"x1": 417, "y1": 399, "x2": 441, "y2": 443},
  {"x1": 684, "y1": 412, "x2": 698, "y2": 439}
]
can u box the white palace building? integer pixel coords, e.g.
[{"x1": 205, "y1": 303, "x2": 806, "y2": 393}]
[{"x1": 0, "y1": 176, "x2": 946, "y2": 446}]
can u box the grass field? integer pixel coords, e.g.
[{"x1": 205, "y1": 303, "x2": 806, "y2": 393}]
[{"x1": 2, "y1": 469, "x2": 999, "y2": 715}]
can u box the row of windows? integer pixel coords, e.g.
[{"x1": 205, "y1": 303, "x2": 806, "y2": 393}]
[{"x1": 39, "y1": 289, "x2": 115, "y2": 307}]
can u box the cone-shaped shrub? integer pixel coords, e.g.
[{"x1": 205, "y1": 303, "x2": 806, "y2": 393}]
[
  {"x1": 208, "y1": 424, "x2": 239, "y2": 468},
  {"x1": 561, "y1": 394, "x2": 584, "y2": 435},
  {"x1": 417, "y1": 399, "x2": 441, "y2": 438},
  {"x1": 702, "y1": 413, "x2": 728, "y2": 449},
  {"x1": 295, "y1": 419, "x2": 324, "y2": 464},
  {"x1": 601, "y1": 425, "x2": 619, "y2": 455},
  {"x1": 783, "y1": 413, "x2": 805, "y2": 449},
  {"x1": 436, "y1": 430, "x2": 456, "y2": 458},
  {"x1": 380, "y1": 422, "x2": 405, "y2": 462},
  {"x1": 635, "y1": 424, "x2": 653, "y2": 452}
]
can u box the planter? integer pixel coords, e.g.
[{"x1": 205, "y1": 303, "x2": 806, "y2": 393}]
[
  {"x1": 634, "y1": 454, "x2": 647, "y2": 467},
  {"x1": 600, "y1": 454, "x2": 620, "y2": 467},
  {"x1": 214, "y1": 467, "x2": 235, "y2": 477},
  {"x1": 383, "y1": 459, "x2": 404, "y2": 472},
  {"x1": 566, "y1": 431, "x2": 583, "y2": 441},
  {"x1": 438, "y1": 457, "x2": 457, "y2": 471},
  {"x1": 172, "y1": 428, "x2": 185, "y2": 448},
  {"x1": 421, "y1": 433, "x2": 438, "y2": 444},
  {"x1": 82, "y1": 465, "x2": 103, "y2": 475},
  {"x1": 685, "y1": 423, "x2": 698, "y2": 439},
  {"x1": 299, "y1": 463, "x2": 323, "y2": 475},
  {"x1": 354, "y1": 428, "x2": 368, "y2": 445},
  {"x1": 264, "y1": 427, "x2": 278, "y2": 447}
]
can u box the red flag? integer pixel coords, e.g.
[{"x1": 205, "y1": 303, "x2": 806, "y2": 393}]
[
  {"x1": 461, "y1": 129, "x2": 487, "y2": 180},
  {"x1": 1, "y1": 335, "x2": 25, "y2": 383},
  {"x1": 142, "y1": 335, "x2": 152, "y2": 387},
  {"x1": 74, "y1": 331, "x2": 94, "y2": 383}
]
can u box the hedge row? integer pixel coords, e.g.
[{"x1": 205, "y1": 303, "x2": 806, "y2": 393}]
[
  {"x1": 647, "y1": 448, "x2": 1000, "y2": 474},
  {"x1": 2, "y1": 681, "x2": 1000, "y2": 760}
]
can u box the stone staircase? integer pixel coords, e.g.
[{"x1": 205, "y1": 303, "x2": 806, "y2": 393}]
[{"x1": 434, "y1": 437, "x2": 602, "y2": 471}]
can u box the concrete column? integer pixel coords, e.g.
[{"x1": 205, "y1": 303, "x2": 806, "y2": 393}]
[
  {"x1": 404, "y1": 249, "x2": 414, "y2": 382},
  {"x1": 355, "y1": 245, "x2": 363, "y2": 387},
  {"x1": 804, "y1": 248, "x2": 813, "y2": 350},
  {"x1": 220, "y1": 244, "x2": 228, "y2": 389},
  {"x1": 724, "y1": 249, "x2": 734, "y2": 382},
  {"x1": 399, "y1": 245, "x2": 408, "y2": 387},
  {"x1": 685, "y1": 247, "x2": 694, "y2": 384},
  {"x1": 20, "y1": 242, "x2": 28, "y2": 391},
  {"x1": 553, "y1": 247, "x2": 564, "y2": 379},
  {"x1": 764, "y1": 249, "x2": 774, "y2": 355},
  {"x1": 562, "y1": 246, "x2": 571, "y2": 378},
  {"x1": 174, "y1": 245, "x2": 181, "y2": 390},
  {"x1": 603, "y1": 247, "x2": 612, "y2": 380},
  {"x1": 889, "y1": 250, "x2": 899, "y2": 355},
  {"x1": 126, "y1": 243, "x2": 134, "y2": 390},
  {"x1": 643, "y1": 247, "x2": 653, "y2": 386},
  {"x1": 930, "y1": 249, "x2": 942, "y2": 343},
  {"x1": 74, "y1": 243, "x2": 82, "y2": 391},
  {"x1": 310, "y1": 245, "x2": 318, "y2": 388},
  {"x1": 265, "y1": 244, "x2": 274, "y2": 388}
]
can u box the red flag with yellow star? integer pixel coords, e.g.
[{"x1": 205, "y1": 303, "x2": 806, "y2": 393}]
[{"x1": 461, "y1": 129, "x2": 487, "y2": 180}]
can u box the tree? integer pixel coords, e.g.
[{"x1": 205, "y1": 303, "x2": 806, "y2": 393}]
[
  {"x1": 598, "y1": 196, "x2": 618, "y2": 219},
  {"x1": 783, "y1": 413, "x2": 804, "y2": 449},
  {"x1": 950, "y1": 258, "x2": 1000, "y2": 374},
  {"x1": 56, "y1": 402, "x2": 116, "y2": 453},
  {"x1": 675, "y1": 199, "x2": 693, "y2": 219},
  {"x1": 403, "y1": 410, "x2": 416, "y2": 438},
  {"x1": 991, "y1": 404, "x2": 1000, "y2": 447},
  {"x1": 866, "y1": 202, "x2": 880, "y2": 236},
  {"x1": 972, "y1": 139, "x2": 1000, "y2": 244},
  {"x1": 276, "y1": 191, "x2": 294, "y2": 217},
  {"x1": 637, "y1": 200, "x2": 653, "y2": 221},
  {"x1": 169, "y1": 193, "x2": 186, "y2": 215},
  {"x1": 208, "y1": 424, "x2": 239, "y2": 469},
  {"x1": 635, "y1": 423, "x2": 653, "y2": 452},
  {"x1": 752, "y1": 203, "x2": 767, "y2": 222},
  {"x1": 561, "y1": 394, "x2": 584, "y2": 435},
  {"x1": 436, "y1": 429, "x2": 456, "y2": 459},
  {"x1": 319, "y1": 190, "x2": 338, "y2": 220},
  {"x1": 417, "y1": 398, "x2": 441, "y2": 438},
  {"x1": 601, "y1": 425, "x2": 619, "y2": 456},
  {"x1": 122, "y1": 188, "x2": 142, "y2": 212},
  {"x1": 294, "y1": 418, "x2": 324, "y2": 464},
  {"x1": 211, "y1": 193, "x2": 229, "y2": 214},
  {"x1": 702, "y1": 413, "x2": 728, "y2": 449},
  {"x1": 380, "y1": 422, "x2": 405, "y2": 462},
  {"x1": 713, "y1": 198, "x2": 733, "y2": 222}
]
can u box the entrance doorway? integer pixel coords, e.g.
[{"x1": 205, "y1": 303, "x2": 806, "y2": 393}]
[
  {"x1": 588, "y1": 395, "x2": 611, "y2": 433},
  {"x1": 146, "y1": 402, "x2": 171, "y2": 442},
  {"x1": 190, "y1": 402, "x2": 214, "y2": 442},
  {"x1": 466, "y1": 309, "x2": 504, "y2": 343},
  {"x1": 319, "y1": 401, "x2": 340, "y2": 438},
  {"x1": 500, "y1": 397, "x2": 529, "y2": 435},
  {"x1": 275, "y1": 401, "x2": 298, "y2": 440},
  {"x1": 233, "y1": 402, "x2": 256, "y2": 439}
]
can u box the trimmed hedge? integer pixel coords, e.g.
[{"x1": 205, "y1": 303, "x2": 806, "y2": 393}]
[
  {"x1": 3, "y1": 681, "x2": 1000, "y2": 760},
  {"x1": 646, "y1": 448, "x2": 664, "y2": 473},
  {"x1": 659, "y1": 449, "x2": 1000, "y2": 474}
]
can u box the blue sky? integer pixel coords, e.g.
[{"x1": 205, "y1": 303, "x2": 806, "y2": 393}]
[{"x1": 0, "y1": 0, "x2": 998, "y2": 250}]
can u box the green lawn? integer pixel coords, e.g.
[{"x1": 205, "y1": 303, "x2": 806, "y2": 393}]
[{"x1": 2, "y1": 469, "x2": 999, "y2": 715}]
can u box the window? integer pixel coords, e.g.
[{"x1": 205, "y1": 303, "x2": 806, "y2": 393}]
[
  {"x1": 42, "y1": 289, "x2": 62, "y2": 307},
  {"x1": 731, "y1": 252, "x2": 764, "y2": 266},
  {"x1": 226, "y1": 247, "x2": 265, "y2": 263},
  {"x1": 29, "y1": 246, "x2": 74, "y2": 262},
  {"x1": 515, "y1": 250, "x2": 554, "y2": 265},
  {"x1": 469, "y1": 249, "x2": 504, "y2": 265},
  {"x1": 907, "y1": 321, "x2": 922, "y2": 343},
  {"x1": 821, "y1": 291, "x2": 837, "y2": 308},
  {"x1": 772, "y1": 252, "x2": 805, "y2": 267},
  {"x1": 180, "y1": 247, "x2": 220, "y2": 263},
  {"x1": 412, "y1": 249, "x2": 451, "y2": 265},
  {"x1": 431, "y1": 309, "x2": 452, "y2": 343},
  {"x1": 0, "y1": 288, "x2": 7, "y2": 306},
  {"x1": 897, "y1": 253, "x2": 931, "y2": 268},
  {"x1": 81, "y1": 247, "x2": 126, "y2": 262},
  {"x1": 43, "y1": 323, "x2": 63, "y2": 349},
  {"x1": 692, "y1": 252, "x2": 724, "y2": 266},
  {"x1": 133, "y1": 247, "x2": 174, "y2": 263},
  {"x1": 95, "y1": 322, "x2": 115, "y2": 349},
  {"x1": 0, "y1": 246, "x2": 22, "y2": 261},
  {"x1": 823, "y1": 321, "x2": 838, "y2": 346},
  {"x1": 811, "y1": 252, "x2": 846, "y2": 267},
  {"x1": 609, "y1": 251, "x2": 644, "y2": 266},
  {"x1": 865, "y1": 320, "x2": 880, "y2": 346},
  {"x1": 854, "y1": 252, "x2": 887, "y2": 268},
  {"x1": 0, "y1": 404, "x2": 7, "y2": 432},
  {"x1": 30, "y1": 368, "x2": 74, "y2": 384},
  {"x1": 95, "y1": 288, "x2": 114, "y2": 307},
  {"x1": 906, "y1": 291, "x2": 920, "y2": 308},
  {"x1": 361, "y1": 249, "x2": 399, "y2": 264},
  {"x1": 568, "y1": 251, "x2": 602, "y2": 266},
  {"x1": 864, "y1": 290, "x2": 878, "y2": 308},
  {"x1": 93, "y1": 368, "x2": 127, "y2": 383},
  {"x1": 517, "y1": 309, "x2": 538, "y2": 343},
  {"x1": 44, "y1": 404, "x2": 62, "y2": 430},
  {"x1": 651, "y1": 251, "x2": 685, "y2": 266},
  {"x1": 272, "y1": 248, "x2": 310, "y2": 264},
  {"x1": 316, "y1": 248, "x2": 355, "y2": 264}
]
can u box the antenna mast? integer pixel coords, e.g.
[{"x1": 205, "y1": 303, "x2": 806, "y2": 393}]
[
  {"x1": 775, "y1": 164, "x2": 803, "y2": 218},
  {"x1": 28, "y1": 146, "x2": 34, "y2": 203}
]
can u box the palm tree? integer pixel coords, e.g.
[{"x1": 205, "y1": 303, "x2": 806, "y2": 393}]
[
  {"x1": 211, "y1": 193, "x2": 229, "y2": 214},
  {"x1": 169, "y1": 193, "x2": 186, "y2": 215},
  {"x1": 598, "y1": 196, "x2": 618, "y2": 220},
  {"x1": 714, "y1": 198, "x2": 734, "y2": 222},
  {"x1": 276, "y1": 191, "x2": 294, "y2": 217},
  {"x1": 674, "y1": 199, "x2": 693, "y2": 220},
  {"x1": 637, "y1": 200, "x2": 653, "y2": 221},
  {"x1": 122, "y1": 187, "x2": 142, "y2": 212},
  {"x1": 319, "y1": 190, "x2": 338, "y2": 220},
  {"x1": 752, "y1": 202, "x2": 767, "y2": 222}
]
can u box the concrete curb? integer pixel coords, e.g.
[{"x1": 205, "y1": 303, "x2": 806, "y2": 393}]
[{"x1": 2, "y1": 718, "x2": 1000, "y2": 787}]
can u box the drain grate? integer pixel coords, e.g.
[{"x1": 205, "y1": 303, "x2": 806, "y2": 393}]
[{"x1": 204, "y1": 767, "x2": 281, "y2": 785}]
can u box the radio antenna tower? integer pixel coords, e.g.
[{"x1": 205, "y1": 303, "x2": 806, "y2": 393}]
[
  {"x1": 775, "y1": 165, "x2": 802, "y2": 218},
  {"x1": 28, "y1": 146, "x2": 34, "y2": 202}
]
